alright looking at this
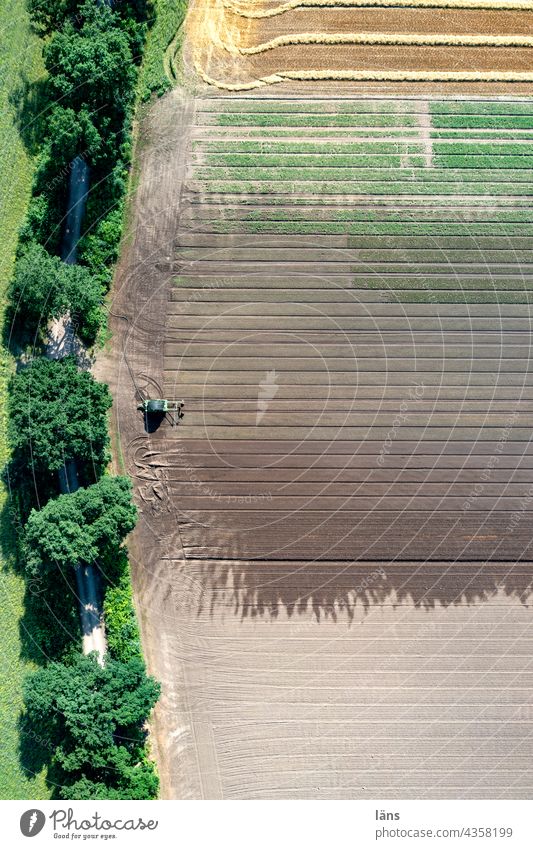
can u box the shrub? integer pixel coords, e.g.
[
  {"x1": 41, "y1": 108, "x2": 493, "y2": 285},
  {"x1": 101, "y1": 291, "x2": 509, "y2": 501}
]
[
  {"x1": 104, "y1": 569, "x2": 142, "y2": 663},
  {"x1": 78, "y1": 204, "x2": 124, "y2": 284}
]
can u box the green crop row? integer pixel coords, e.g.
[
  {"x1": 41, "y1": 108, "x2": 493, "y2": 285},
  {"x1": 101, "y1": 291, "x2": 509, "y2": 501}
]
[
  {"x1": 195, "y1": 140, "x2": 533, "y2": 156},
  {"x1": 194, "y1": 180, "x2": 533, "y2": 196},
  {"x1": 203, "y1": 127, "x2": 421, "y2": 139},
  {"x1": 194, "y1": 207, "x2": 533, "y2": 223},
  {"x1": 197, "y1": 220, "x2": 533, "y2": 239},
  {"x1": 348, "y1": 236, "x2": 532, "y2": 250},
  {"x1": 431, "y1": 101, "x2": 533, "y2": 116},
  {"x1": 362, "y1": 277, "x2": 533, "y2": 290},
  {"x1": 436, "y1": 155, "x2": 533, "y2": 169},
  {"x1": 433, "y1": 143, "x2": 533, "y2": 155},
  {"x1": 200, "y1": 101, "x2": 533, "y2": 119},
  {"x1": 347, "y1": 249, "x2": 533, "y2": 262},
  {"x1": 197, "y1": 100, "x2": 413, "y2": 114},
  {"x1": 382, "y1": 290, "x2": 532, "y2": 304},
  {"x1": 431, "y1": 116, "x2": 533, "y2": 129},
  {"x1": 199, "y1": 154, "x2": 428, "y2": 168},
  {"x1": 194, "y1": 166, "x2": 532, "y2": 183},
  {"x1": 194, "y1": 141, "x2": 425, "y2": 154},
  {"x1": 432, "y1": 130, "x2": 533, "y2": 139},
  {"x1": 210, "y1": 113, "x2": 419, "y2": 128}
]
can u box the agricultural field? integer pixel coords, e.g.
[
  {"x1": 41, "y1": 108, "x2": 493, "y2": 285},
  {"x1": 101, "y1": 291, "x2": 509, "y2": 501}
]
[
  {"x1": 112, "y1": 90, "x2": 533, "y2": 798},
  {"x1": 0, "y1": 0, "x2": 49, "y2": 800},
  {"x1": 186, "y1": 0, "x2": 533, "y2": 90}
]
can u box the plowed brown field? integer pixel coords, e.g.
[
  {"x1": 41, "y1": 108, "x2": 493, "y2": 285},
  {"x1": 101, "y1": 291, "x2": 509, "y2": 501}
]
[{"x1": 105, "y1": 88, "x2": 533, "y2": 799}]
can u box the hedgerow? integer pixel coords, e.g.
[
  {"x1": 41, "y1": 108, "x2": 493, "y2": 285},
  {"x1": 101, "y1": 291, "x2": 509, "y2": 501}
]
[{"x1": 6, "y1": 0, "x2": 167, "y2": 801}]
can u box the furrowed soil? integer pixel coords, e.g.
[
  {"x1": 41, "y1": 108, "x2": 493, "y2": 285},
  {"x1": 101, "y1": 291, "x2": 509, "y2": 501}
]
[
  {"x1": 186, "y1": 0, "x2": 533, "y2": 91},
  {"x1": 107, "y1": 89, "x2": 533, "y2": 799}
]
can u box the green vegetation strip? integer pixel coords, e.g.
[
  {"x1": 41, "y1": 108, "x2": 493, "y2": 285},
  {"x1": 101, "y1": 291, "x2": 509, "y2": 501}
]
[
  {"x1": 436, "y1": 156, "x2": 533, "y2": 169},
  {"x1": 210, "y1": 113, "x2": 419, "y2": 127},
  {"x1": 194, "y1": 180, "x2": 533, "y2": 196},
  {"x1": 379, "y1": 290, "x2": 533, "y2": 303},
  {"x1": 193, "y1": 221, "x2": 533, "y2": 239},
  {"x1": 195, "y1": 141, "x2": 425, "y2": 154},
  {"x1": 191, "y1": 207, "x2": 533, "y2": 223},
  {"x1": 362, "y1": 276, "x2": 533, "y2": 289},
  {"x1": 431, "y1": 101, "x2": 533, "y2": 115},
  {"x1": 197, "y1": 100, "x2": 418, "y2": 114},
  {"x1": 200, "y1": 154, "x2": 427, "y2": 168},
  {"x1": 0, "y1": 0, "x2": 49, "y2": 801},
  {"x1": 195, "y1": 140, "x2": 533, "y2": 154},
  {"x1": 3, "y1": 0, "x2": 169, "y2": 801},
  {"x1": 199, "y1": 100, "x2": 533, "y2": 116},
  {"x1": 431, "y1": 116, "x2": 533, "y2": 129},
  {"x1": 137, "y1": 0, "x2": 187, "y2": 98},
  {"x1": 194, "y1": 166, "x2": 532, "y2": 183}
]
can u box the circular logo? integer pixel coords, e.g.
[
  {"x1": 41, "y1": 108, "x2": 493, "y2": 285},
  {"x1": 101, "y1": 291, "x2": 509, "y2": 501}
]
[{"x1": 20, "y1": 810, "x2": 46, "y2": 837}]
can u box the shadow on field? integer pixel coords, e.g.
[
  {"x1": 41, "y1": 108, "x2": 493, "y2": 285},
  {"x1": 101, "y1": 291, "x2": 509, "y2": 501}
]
[{"x1": 172, "y1": 558, "x2": 533, "y2": 623}]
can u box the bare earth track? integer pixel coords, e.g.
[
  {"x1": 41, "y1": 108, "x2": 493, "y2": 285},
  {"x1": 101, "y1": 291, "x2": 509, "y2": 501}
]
[{"x1": 104, "y1": 85, "x2": 533, "y2": 798}]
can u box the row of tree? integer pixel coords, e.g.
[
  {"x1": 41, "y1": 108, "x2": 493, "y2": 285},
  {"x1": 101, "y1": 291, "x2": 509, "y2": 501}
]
[
  {"x1": 7, "y1": 0, "x2": 161, "y2": 800},
  {"x1": 10, "y1": 1, "x2": 151, "y2": 342}
]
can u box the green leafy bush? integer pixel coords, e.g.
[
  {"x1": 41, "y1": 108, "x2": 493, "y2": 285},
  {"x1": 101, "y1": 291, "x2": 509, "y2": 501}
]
[
  {"x1": 78, "y1": 204, "x2": 124, "y2": 284},
  {"x1": 8, "y1": 242, "x2": 103, "y2": 342},
  {"x1": 104, "y1": 568, "x2": 142, "y2": 663},
  {"x1": 8, "y1": 357, "x2": 111, "y2": 491},
  {"x1": 23, "y1": 654, "x2": 160, "y2": 799},
  {"x1": 24, "y1": 477, "x2": 137, "y2": 579}
]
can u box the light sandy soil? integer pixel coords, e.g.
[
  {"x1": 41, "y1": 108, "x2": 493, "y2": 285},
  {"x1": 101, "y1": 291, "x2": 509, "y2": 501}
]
[{"x1": 101, "y1": 86, "x2": 533, "y2": 798}]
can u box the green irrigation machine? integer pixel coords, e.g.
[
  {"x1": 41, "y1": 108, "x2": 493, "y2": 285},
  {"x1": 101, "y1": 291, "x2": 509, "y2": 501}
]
[{"x1": 137, "y1": 398, "x2": 185, "y2": 424}]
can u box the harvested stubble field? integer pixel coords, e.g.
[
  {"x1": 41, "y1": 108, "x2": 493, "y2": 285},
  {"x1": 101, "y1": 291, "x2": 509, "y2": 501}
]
[
  {"x1": 185, "y1": 0, "x2": 533, "y2": 91},
  {"x1": 108, "y1": 91, "x2": 533, "y2": 799}
]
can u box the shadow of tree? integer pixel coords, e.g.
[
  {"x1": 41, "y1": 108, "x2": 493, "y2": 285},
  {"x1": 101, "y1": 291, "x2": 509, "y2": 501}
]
[
  {"x1": 173, "y1": 558, "x2": 533, "y2": 624},
  {"x1": 9, "y1": 73, "x2": 49, "y2": 158}
]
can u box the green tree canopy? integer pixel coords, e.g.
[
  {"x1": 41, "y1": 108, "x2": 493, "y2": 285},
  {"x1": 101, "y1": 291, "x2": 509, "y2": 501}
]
[
  {"x1": 23, "y1": 653, "x2": 160, "y2": 799},
  {"x1": 8, "y1": 356, "x2": 111, "y2": 489},
  {"x1": 24, "y1": 476, "x2": 137, "y2": 577},
  {"x1": 26, "y1": 0, "x2": 78, "y2": 35},
  {"x1": 44, "y1": 4, "x2": 136, "y2": 130},
  {"x1": 28, "y1": 0, "x2": 151, "y2": 37},
  {"x1": 9, "y1": 242, "x2": 102, "y2": 342}
]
